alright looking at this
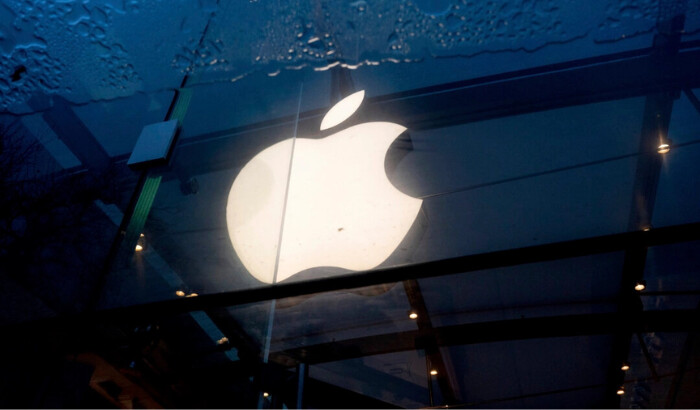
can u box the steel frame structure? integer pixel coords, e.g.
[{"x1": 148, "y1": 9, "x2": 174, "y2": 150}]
[{"x1": 8, "y1": 18, "x2": 700, "y2": 406}]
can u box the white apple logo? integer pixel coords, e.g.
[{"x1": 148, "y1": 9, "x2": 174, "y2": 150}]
[{"x1": 226, "y1": 90, "x2": 422, "y2": 284}]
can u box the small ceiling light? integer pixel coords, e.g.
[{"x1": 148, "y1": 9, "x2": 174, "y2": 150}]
[
  {"x1": 657, "y1": 143, "x2": 670, "y2": 154},
  {"x1": 263, "y1": 392, "x2": 269, "y2": 398},
  {"x1": 409, "y1": 312, "x2": 418, "y2": 320},
  {"x1": 135, "y1": 244, "x2": 143, "y2": 252},
  {"x1": 217, "y1": 336, "x2": 229, "y2": 345},
  {"x1": 430, "y1": 369, "x2": 438, "y2": 376},
  {"x1": 621, "y1": 363, "x2": 630, "y2": 371},
  {"x1": 634, "y1": 280, "x2": 646, "y2": 292},
  {"x1": 175, "y1": 290, "x2": 186, "y2": 297},
  {"x1": 186, "y1": 292, "x2": 199, "y2": 297},
  {"x1": 140, "y1": 233, "x2": 145, "y2": 237},
  {"x1": 617, "y1": 387, "x2": 625, "y2": 396}
]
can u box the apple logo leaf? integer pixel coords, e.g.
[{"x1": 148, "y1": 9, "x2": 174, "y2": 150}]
[{"x1": 320, "y1": 90, "x2": 365, "y2": 131}]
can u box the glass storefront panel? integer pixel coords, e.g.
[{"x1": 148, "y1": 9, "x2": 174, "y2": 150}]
[
  {"x1": 99, "y1": 81, "x2": 648, "y2": 308},
  {"x1": 3, "y1": 0, "x2": 700, "y2": 408}
]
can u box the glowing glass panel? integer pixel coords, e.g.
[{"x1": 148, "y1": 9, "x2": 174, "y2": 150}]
[{"x1": 227, "y1": 91, "x2": 422, "y2": 284}]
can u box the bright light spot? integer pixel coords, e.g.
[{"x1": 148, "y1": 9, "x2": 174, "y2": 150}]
[
  {"x1": 617, "y1": 388, "x2": 625, "y2": 396},
  {"x1": 140, "y1": 233, "x2": 145, "y2": 237},
  {"x1": 409, "y1": 312, "x2": 418, "y2": 320},
  {"x1": 621, "y1": 364, "x2": 630, "y2": 371},
  {"x1": 186, "y1": 292, "x2": 199, "y2": 298},
  {"x1": 642, "y1": 226, "x2": 651, "y2": 232},
  {"x1": 263, "y1": 392, "x2": 269, "y2": 398},
  {"x1": 175, "y1": 290, "x2": 186, "y2": 297},
  {"x1": 657, "y1": 143, "x2": 670, "y2": 154},
  {"x1": 320, "y1": 90, "x2": 365, "y2": 130},
  {"x1": 227, "y1": 93, "x2": 422, "y2": 284},
  {"x1": 634, "y1": 281, "x2": 646, "y2": 291},
  {"x1": 217, "y1": 337, "x2": 229, "y2": 345},
  {"x1": 430, "y1": 369, "x2": 438, "y2": 376},
  {"x1": 135, "y1": 244, "x2": 143, "y2": 252}
]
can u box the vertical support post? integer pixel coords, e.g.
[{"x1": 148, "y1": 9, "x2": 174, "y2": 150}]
[
  {"x1": 425, "y1": 352, "x2": 434, "y2": 407},
  {"x1": 296, "y1": 362, "x2": 307, "y2": 409},
  {"x1": 604, "y1": 7, "x2": 686, "y2": 406},
  {"x1": 405, "y1": 280, "x2": 458, "y2": 404},
  {"x1": 88, "y1": 85, "x2": 192, "y2": 311},
  {"x1": 604, "y1": 92, "x2": 676, "y2": 408}
]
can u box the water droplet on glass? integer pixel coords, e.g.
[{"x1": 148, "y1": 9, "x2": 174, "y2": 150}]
[
  {"x1": 446, "y1": 13, "x2": 462, "y2": 29},
  {"x1": 76, "y1": 22, "x2": 90, "y2": 37},
  {"x1": 92, "y1": 26, "x2": 106, "y2": 39}
]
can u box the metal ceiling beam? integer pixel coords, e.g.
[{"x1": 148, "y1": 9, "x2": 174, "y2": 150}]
[
  {"x1": 369, "y1": 55, "x2": 694, "y2": 132},
  {"x1": 158, "y1": 46, "x2": 700, "y2": 185},
  {"x1": 35, "y1": 46, "x2": 700, "y2": 185},
  {"x1": 603, "y1": 11, "x2": 685, "y2": 406},
  {"x1": 27, "y1": 96, "x2": 111, "y2": 173},
  {"x1": 181, "y1": 45, "x2": 700, "y2": 147},
  {"x1": 101, "y1": 221, "x2": 700, "y2": 322},
  {"x1": 268, "y1": 310, "x2": 700, "y2": 367},
  {"x1": 0, "y1": 220, "x2": 692, "y2": 333}
]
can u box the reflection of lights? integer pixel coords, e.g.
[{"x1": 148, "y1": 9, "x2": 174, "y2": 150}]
[
  {"x1": 263, "y1": 392, "x2": 269, "y2": 398},
  {"x1": 175, "y1": 290, "x2": 186, "y2": 297},
  {"x1": 621, "y1": 363, "x2": 630, "y2": 371},
  {"x1": 216, "y1": 337, "x2": 229, "y2": 345},
  {"x1": 617, "y1": 388, "x2": 625, "y2": 395},
  {"x1": 642, "y1": 225, "x2": 651, "y2": 232},
  {"x1": 657, "y1": 143, "x2": 670, "y2": 154},
  {"x1": 409, "y1": 312, "x2": 418, "y2": 320},
  {"x1": 430, "y1": 369, "x2": 438, "y2": 376},
  {"x1": 135, "y1": 233, "x2": 146, "y2": 252},
  {"x1": 227, "y1": 90, "x2": 422, "y2": 284},
  {"x1": 186, "y1": 292, "x2": 199, "y2": 298},
  {"x1": 634, "y1": 281, "x2": 646, "y2": 291}
]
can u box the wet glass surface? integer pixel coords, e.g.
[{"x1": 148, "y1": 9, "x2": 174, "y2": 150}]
[
  {"x1": 0, "y1": 0, "x2": 676, "y2": 112},
  {"x1": 98, "y1": 88, "x2": 645, "y2": 306},
  {"x1": 2, "y1": 1, "x2": 700, "y2": 408}
]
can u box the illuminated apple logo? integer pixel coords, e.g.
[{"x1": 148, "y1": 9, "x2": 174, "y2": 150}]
[{"x1": 226, "y1": 90, "x2": 422, "y2": 284}]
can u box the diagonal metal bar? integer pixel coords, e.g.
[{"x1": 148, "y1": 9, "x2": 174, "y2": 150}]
[
  {"x1": 29, "y1": 95, "x2": 111, "y2": 173},
  {"x1": 164, "y1": 47, "x2": 700, "y2": 183},
  {"x1": 636, "y1": 332, "x2": 660, "y2": 381},
  {"x1": 3, "y1": 220, "x2": 691, "y2": 331},
  {"x1": 663, "y1": 301, "x2": 700, "y2": 408},
  {"x1": 268, "y1": 310, "x2": 700, "y2": 367},
  {"x1": 33, "y1": 47, "x2": 700, "y2": 183},
  {"x1": 684, "y1": 88, "x2": 700, "y2": 115},
  {"x1": 1, "y1": 222, "x2": 697, "y2": 338}
]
